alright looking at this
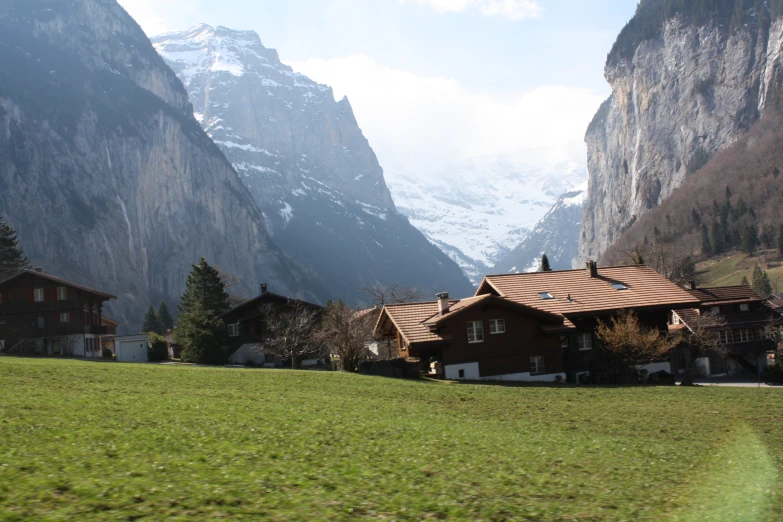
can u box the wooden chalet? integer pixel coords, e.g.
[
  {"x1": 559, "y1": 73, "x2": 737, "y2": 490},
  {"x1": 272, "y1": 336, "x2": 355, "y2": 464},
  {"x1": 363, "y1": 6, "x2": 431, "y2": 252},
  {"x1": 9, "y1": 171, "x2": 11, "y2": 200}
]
[
  {"x1": 671, "y1": 284, "x2": 782, "y2": 377},
  {"x1": 219, "y1": 284, "x2": 323, "y2": 366},
  {"x1": 0, "y1": 268, "x2": 117, "y2": 357},
  {"x1": 375, "y1": 263, "x2": 700, "y2": 383}
]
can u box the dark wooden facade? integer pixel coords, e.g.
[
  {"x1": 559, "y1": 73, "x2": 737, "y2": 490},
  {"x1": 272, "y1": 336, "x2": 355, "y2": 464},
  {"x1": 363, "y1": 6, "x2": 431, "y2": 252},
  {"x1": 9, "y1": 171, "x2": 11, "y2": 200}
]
[{"x1": 0, "y1": 270, "x2": 116, "y2": 356}]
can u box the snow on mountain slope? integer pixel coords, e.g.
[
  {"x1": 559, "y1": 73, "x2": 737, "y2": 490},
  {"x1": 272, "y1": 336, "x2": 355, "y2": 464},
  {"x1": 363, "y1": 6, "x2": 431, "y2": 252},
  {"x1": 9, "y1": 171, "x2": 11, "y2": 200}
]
[
  {"x1": 384, "y1": 157, "x2": 587, "y2": 283},
  {"x1": 152, "y1": 24, "x2": 474, "y2": 302}
]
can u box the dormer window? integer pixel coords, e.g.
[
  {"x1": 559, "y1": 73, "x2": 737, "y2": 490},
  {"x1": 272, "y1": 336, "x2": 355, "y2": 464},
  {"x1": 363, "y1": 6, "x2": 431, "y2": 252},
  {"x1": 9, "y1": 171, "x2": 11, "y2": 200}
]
[
  {"x1": 611, "y1": 283, "x2": 627, "y2": 290},
  {"x1": 538, "y1": 292, "x2": 554, "y2": 300}
]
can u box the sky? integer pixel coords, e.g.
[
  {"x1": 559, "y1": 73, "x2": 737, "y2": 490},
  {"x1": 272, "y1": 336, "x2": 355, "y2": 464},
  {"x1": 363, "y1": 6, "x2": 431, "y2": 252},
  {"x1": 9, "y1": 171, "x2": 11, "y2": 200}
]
[{"x1": 118, "y1": 0, "x2": 638, "y2": 173}]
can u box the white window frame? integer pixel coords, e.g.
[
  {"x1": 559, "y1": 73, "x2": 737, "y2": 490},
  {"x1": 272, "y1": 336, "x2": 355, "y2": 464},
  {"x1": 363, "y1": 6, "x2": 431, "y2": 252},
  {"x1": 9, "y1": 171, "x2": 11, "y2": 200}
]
[
  {"x1": 228, "y1": 323, "x2": 240, "y2": 337},
  {"x1": 756, "y1": 327, "x2": 768, "y2": 340},
  {"x1": 739, "y1": 303, "x2": 749, "y2": 312},
  {"x1": 735, "y1": 329, "x2": 752, "y2": 343},
  {"x1": 710, "y1": 306, "x2": 721, "y2": 315},
  {"x1": 719, "y1": 330, "x2": 734, "y2": 344},
  {"x1": 577, "y1": 333, "x2": 593, "y2": 351},
  {"x1": 34, "y1": 288, "x2": 44, "y2": 302},
  {"x1": 530, "y1": 356, "x2": 545, "y2": 375},
  {"x1": 467, "y1": 321, "x2": 484, "y2": 343},
  {"x1": 59, "y1": 312, "x2": 70, "y2": 323},
  {"x1": 57, "y1": 287, "x2": 67, "y2": 301},
  {"x1": 489, "y1": 319, "x2": 506, "y2": 335}
]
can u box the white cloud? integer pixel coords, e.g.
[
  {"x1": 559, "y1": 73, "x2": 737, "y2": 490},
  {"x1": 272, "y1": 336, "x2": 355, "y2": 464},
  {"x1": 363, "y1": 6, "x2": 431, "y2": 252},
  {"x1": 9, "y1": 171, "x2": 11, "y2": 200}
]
[
  {"x1": 289, "y1": 54, "x2": 606, "y2": 174},
  {"x1": 401, "y1": 0, "x2": 542, "y2": 20},
  {"x1": 117, "y1": 0, "x2": 178, "y2": 36}
]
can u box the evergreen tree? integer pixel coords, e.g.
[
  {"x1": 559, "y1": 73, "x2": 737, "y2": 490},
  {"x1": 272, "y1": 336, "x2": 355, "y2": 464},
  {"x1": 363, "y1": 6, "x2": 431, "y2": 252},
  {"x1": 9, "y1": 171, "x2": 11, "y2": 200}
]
[
  {"x1": 778, "y1": 224, "x2": 783, "y2": 257},
  {"x1": 701, "y1": 223, "x2": 712, "y2": 256},
  {"x1": 0, "y1": 216, "x2": 30, "y2": 280},
  {"x1": 710, "y1": 222, "x2": 724, "y2": 255},
  {"x1": 174, "y1": 258, "x2": 230, "y2": 364},
  {"x1": 741, "y1": 224, "x2": 759, "y2": 254},
  {"x1": 741, "y1": 275, "x2": 750, "y2": 287},
  {"x1": 540, "y1": 254, "x2": 552, "y2": 272},
  {"x1": 157, "y1": 301, "x2": 174, "y2": 332},
  {"x1": 725, "y1": 185, "x2": 732, "y2": 199},
  {"x1": 752, "y1": 264, "x2": 773, "y2": 297},
  {"x1": 178, "y1": 258, "x2": 230, "y2": 317},
  {"x1": 141, "y1": 305, "x2": 162, "y2": 334}
]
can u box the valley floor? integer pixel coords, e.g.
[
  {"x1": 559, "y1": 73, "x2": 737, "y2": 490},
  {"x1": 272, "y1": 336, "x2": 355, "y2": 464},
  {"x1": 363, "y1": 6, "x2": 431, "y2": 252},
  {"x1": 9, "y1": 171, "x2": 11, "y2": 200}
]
[{"x1": 1, "y1": 358, "x2": 782, "y2": 520}]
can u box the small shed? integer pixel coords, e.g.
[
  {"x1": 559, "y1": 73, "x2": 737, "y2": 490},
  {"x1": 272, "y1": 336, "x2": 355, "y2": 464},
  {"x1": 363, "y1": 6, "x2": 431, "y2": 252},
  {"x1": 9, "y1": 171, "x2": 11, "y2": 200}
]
[{"x1": 115, "y1": 335, "x2": 149, "y2": 363}]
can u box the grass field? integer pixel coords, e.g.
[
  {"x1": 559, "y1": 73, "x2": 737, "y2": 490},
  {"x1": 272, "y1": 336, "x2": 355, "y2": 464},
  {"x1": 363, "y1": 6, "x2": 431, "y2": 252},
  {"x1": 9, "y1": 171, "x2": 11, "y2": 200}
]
[
  {"x1": 1, "y1": 358, "x2": 782, "y2": 521},
  {"x1": 698, "y1": 251, "x2": 783, "y2": 291}
]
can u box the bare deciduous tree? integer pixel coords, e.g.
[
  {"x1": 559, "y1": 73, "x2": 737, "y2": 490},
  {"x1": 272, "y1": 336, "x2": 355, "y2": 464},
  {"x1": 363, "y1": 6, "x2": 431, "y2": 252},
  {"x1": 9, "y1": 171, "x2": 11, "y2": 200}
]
[
  {"x1": 361, "y1": 283, "x2": 428, "y2": 308},
  {"x1": 263, "y1": 302, "x2": 324, "y2": 369},
  {"x1": 596, "y1": 310, "x2": 679, "y2": 379},
  {"x1": 317, "y1": 301, "x2": 376, "y2": 372}
]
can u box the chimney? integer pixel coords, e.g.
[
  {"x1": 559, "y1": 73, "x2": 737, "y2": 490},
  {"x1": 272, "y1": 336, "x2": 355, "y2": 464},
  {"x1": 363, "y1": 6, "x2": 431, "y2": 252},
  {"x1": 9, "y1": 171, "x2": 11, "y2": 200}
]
[
  {"x1": 437, "y1": 292, "x2": 450, "y2": 315},
  {"x1": 33, "y1": 267, "x2": 43, "y2": 273},
  {"x1": 585, "y1": 261, "x2": 598, "y2": 278},
  {"x1": 688, "y1": 280, "x2": 697, "y2": 290},
  {"x1": 260, "y1": 283, "x2": 268, "y2": 295}
]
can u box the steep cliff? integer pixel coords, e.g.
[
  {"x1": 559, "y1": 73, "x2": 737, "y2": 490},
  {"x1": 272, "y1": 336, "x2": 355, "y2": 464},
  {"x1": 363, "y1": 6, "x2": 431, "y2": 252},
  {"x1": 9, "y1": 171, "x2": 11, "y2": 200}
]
[
  {"x1": 580, "y1": 1, "x2": 783, "y2": 262},
  {"x1": 152, "y1": 25, "x2": 474, "y2": 302},
  {"x1": 0, "y1": 0, "x2": 311, "y2": 332}
]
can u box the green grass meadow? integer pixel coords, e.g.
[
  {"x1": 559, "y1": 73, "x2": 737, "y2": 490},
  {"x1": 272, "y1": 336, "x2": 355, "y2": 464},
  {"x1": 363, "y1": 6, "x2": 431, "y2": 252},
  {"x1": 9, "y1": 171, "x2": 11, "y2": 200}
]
[{"x1": 1, "y1": 358, "x2": 782, "y2": 520}]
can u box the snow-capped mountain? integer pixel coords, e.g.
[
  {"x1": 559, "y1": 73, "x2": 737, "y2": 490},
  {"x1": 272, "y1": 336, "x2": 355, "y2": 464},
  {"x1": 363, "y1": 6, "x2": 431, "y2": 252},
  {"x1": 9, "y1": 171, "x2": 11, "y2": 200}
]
[
  {"x1": 492, "y1": 183, "x2": 587, "y2": 274},
  {"x1": 152, "y1": 25, "x2": 473, "y2": 302},
  {"x1": 384, "y1": 157, "x2": 587, "y2": 283}
]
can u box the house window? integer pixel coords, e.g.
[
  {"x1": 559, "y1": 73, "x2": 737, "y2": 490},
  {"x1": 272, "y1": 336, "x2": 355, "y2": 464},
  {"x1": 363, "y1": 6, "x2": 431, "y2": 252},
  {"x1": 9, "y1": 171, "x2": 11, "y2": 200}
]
[
  {"x1": 710, "y1": 306, "x2": 721, "y2": 315},
  {"x1": 735, "y1": 329, "x2": 752, "y2": 343},
  {"x1": 611, "y1": 283, "x2": 627, "y2": 290},
  {"x1": 672, "y1": 314, "x2": 680, "y2": 324},
  {"x1": 538, "y1": 292, "x2": 554, "y2": 300},
  {"x1": 34, "y1": 288, "x2": 44, "y2": 302},
  {"x1": 739, "y1": 303, "x2": 750, "y2": 312},
  {"x1": 489, "y1": 319, "x2": 506, "y2": 334},
  {"x1": 60, "y1": 312, "x2": 70, "y2": 323},
  {"x1": 530, "y1": 356, "x2": 545, "y2": 375},
  {"x1": 719, "y1": 330, "x2": 734, "y2": 344},
  {"x1": 467, "y1": 321, "x2": 484, "y2": 343},
  {"x1": 756, "y1": 327, "x2": 768, "y2": 340},
  {"x1": 37, "y1": 316, "x2": 45, "y2": 329},
  {"x1": 228, "y1": 323, "x2": 240, "y2": 337},
  {"x1": 577, "y1": 333, "x2": 593, "y2": 351},
  {"x1": 57, "y1": 287, "x2": 67, "y2": 301}
]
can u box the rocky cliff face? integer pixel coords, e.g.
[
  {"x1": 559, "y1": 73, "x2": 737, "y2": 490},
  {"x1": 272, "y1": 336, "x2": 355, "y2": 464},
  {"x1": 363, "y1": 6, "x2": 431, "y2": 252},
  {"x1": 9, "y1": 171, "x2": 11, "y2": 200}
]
[
  {"x1": 492, "y1": 184, "x2": 586, "y2": 274},
  {"x1": 0, "y1": 0, "x2": 310, "y2": 332},
  {"x1": 580, "y1": 7, "x2": 783, "y2": 262},
  {"x1": 153, "y1": 25, "x2": 474, "y2": 301}
]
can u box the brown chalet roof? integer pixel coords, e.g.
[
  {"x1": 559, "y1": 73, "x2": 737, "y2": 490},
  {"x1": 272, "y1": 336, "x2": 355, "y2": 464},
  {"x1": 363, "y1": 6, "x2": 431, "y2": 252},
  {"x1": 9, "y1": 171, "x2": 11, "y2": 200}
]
[
  {"x1": 687, "y1": 286, "x2": 762, "y2": 306},
  {"x1": 477, "y1": 265, "x2": 698, "y2": 317},
  {"x1": 375, "y1": 295, "x2": 563, "y2": 345},
  {"x1": 0, "y1": 269, "x2": 116, "y2": 300}
]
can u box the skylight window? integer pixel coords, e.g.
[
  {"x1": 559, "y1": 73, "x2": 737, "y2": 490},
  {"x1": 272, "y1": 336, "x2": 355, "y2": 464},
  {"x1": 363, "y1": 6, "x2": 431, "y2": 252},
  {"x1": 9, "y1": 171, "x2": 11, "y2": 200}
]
[
  {"x1": 611, "y1": 283, "x2": 628, "y2": 291},
  {"x1": 538, "y1": 292, "x2": 554, "y2": 300}
]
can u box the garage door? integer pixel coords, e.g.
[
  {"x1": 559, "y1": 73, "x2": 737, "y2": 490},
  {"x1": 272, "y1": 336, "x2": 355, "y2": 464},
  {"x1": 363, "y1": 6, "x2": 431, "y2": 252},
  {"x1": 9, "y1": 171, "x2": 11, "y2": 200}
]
[{"x1": 119, "y1": 341, "x2": 147, "y2": 362}]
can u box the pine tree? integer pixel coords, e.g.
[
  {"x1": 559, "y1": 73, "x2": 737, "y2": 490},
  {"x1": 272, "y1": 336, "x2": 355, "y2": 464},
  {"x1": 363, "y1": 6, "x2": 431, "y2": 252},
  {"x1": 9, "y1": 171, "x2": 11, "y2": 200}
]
[
  {"x1": 710, "y1": 222, "x2": 724, "y2": 255},
  {"x1": 752, "y1": 264, "x2": 773, "y2": 297},
  {"x1": 741, "y1": 275, "x2": 750, "y2": 287},
  {"x1": 174, "y1": 258, "x2": 230, "y2": 364},
  {"x1": 0, "y1": 216, "x2": 30, "y2": 280},
  {"x1": 178, "y1": 258, "x2": 230, "y2": 317},
  {"x1": 157, "y1": 301, "x2": 174, "y2": 332},
  {"x1": 778, "y1": 224, "x2": 783, "y2": 257},
  {"x1": 141, "y1": 305, "x2": 162, "y2": 334},
  {"x1": 540, "y1": 254, "x2": 552, "y2": 272},
  {"x1": 701, "y1": 223, "x2": 712, "y2": 256},
  {"x1": 741, "y1": 225, "x2": 759, "y2": 254}
]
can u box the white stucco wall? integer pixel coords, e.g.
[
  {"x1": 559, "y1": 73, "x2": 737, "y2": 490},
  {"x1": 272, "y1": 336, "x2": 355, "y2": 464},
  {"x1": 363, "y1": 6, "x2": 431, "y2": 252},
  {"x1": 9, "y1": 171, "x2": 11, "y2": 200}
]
[{"x1": 445, "y1": 362, "x2": 565, "y2": 382}]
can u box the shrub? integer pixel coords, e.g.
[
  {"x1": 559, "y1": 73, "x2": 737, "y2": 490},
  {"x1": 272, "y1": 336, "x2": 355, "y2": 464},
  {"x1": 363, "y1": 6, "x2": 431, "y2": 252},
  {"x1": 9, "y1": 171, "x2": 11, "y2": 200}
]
[
  {"x1": 102, "y1": 347, "x2": 113, "y2": 359},
  {"x1": 764, "y1": 362, "x2": 783, "y2": 384},
  {"x1": 147, "y1": 333, "x2": 169, "y2": 362}
]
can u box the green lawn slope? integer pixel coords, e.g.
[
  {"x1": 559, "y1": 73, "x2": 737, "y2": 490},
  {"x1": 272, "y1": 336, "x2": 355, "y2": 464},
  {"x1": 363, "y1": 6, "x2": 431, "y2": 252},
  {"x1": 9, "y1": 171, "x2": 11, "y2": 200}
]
[
  {"x1": 1, "y1": 358, "x2": 782, "y2": 520},
  {"x1": 697, "y1": 250, "x2": 783, "y2": 292}
]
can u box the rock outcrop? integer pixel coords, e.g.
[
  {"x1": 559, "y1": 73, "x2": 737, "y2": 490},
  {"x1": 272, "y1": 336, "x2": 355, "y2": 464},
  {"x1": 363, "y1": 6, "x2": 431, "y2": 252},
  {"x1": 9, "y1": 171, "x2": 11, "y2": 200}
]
[
  {"x1": 580, "y1": 4, "x2": 783, "y2": 262},
  {"x1": 0, "y1": 0, "x2": 311, "y2": 332},
  {"x1": 153, "y1": 25, "x2": 474, "y2": 301}
]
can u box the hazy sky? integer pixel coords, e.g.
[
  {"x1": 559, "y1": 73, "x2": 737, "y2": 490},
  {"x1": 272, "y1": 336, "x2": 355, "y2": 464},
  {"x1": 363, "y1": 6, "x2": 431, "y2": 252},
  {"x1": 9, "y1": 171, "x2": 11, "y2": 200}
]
[{"x1": 119, "y1": 0, "x2": 638, "y2": 172}]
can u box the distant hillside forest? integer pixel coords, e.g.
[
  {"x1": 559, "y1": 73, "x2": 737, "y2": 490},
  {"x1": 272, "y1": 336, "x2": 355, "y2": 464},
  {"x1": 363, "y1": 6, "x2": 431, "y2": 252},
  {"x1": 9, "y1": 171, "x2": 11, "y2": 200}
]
[
  {"x1": 609, "y1": 0, "x2": 783, "y2": 66},
  {"x1": 602, "y1": 94, "x2": 783, "y2": 287}
]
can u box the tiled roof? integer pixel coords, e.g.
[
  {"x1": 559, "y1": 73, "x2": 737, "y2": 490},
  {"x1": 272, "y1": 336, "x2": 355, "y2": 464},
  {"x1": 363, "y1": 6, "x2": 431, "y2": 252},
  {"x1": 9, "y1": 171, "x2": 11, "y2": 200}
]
[
  {"x1": 375, "y1": 300, "x2": 460, "y2": 344},
  {"x1": 220, "y1": 291, "x2": 322, "y2": 318},
  {"x1": 421, "y1": 295, "x2": 491, "y2": 325},
  {"x1": 687, "y1": 286, "x2": 762, "y2": 304},
  {"x1": 0, "y1": 269, "x2": 117, "y2": 299},
  {"x1": 478, "y1": 265, "x2": 699, "y2": 316}
]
